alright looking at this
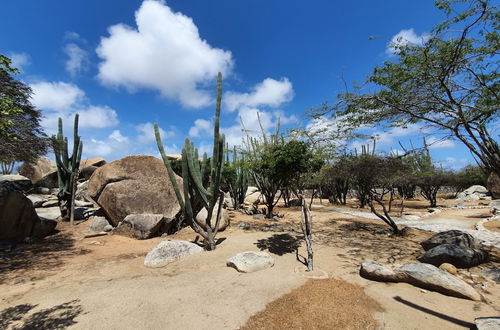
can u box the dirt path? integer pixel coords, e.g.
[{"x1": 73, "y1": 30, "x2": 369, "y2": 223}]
[{"x1": 1, "y1": 208, "x2": 499, "y2": 329}]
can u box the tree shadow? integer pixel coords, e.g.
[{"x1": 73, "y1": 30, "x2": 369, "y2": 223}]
[
  {"x1": 0, "y1": 231, "x2": 90, "y2": 285},
  {"x1": 254, "y1": 234, "x2": 301, "y2": 256},
  {"x1": 0, "y1": 299, "x2": 84, "y2": 330},
  {"x1": 393, "y1": 296, "x2": 474, "y2": 328}
]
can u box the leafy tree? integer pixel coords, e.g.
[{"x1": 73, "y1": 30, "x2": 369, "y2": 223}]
[
  {"x1": 449, "y1": 164, "x2": 488, "y2": 194},
  {"x1": 314, "y1": 0, "x2": 500, "y2": 174},
  {"x1": 0, "y1": 54, "x2": 48, "y2": 166}
]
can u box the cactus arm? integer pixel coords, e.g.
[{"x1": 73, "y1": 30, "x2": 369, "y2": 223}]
[{"x1": 154, "y1": 123, "x2": 185, "y2": 210}]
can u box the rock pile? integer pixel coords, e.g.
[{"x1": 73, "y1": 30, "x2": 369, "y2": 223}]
[{"x1": 456, "y1": 185, "x2": 490, "y2": 201}]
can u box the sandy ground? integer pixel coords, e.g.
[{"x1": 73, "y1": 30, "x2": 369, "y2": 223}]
[{"x1": 1, "y1": 198, "x2": 499, "y2": 330}]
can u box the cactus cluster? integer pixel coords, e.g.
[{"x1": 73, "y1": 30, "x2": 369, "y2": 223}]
[
  {"x1": 52, "y1": 114, "x2": 82, "y2": 223},
  {"x1": 155, "y1": 73, "x2": 225, "y2": 251},
  {"x1": 224, "y1": 145, "x2": 249, "y2": 210}
]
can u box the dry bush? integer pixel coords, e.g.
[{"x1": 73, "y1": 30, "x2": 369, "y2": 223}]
[{"x1": 241, "y1": 278, "x2": 383, "y2": 330}]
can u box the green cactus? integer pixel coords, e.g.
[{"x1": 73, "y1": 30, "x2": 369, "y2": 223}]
[
  {"x1": 52, "y1": 114, "x2": 82, "y2": 224},
  {"x1": 155, "y1": 73, "x2": 225, "y2": 251},
  {"x1": 223, "y1": 145, "x2": 249, "y2": 210}
]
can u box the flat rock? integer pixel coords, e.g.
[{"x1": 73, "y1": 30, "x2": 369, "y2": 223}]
[
  {"x1": 475, "y1": 317, "x2": 500, "y2": 330},
  {"x1": 41, "y1": 200, "x2": 59, "y2": 208},
  {"x1": 418, "y1": 244, "x2": 488, "y2": 268},
  {"x1": 36, "y1": 207, "x2": 61, "y2": 221},
  {"x1": 360, "y1": 261, "x2": 481, "y2": 301},
  {"x1": 114, "y1": 214, "x2": 165, "y2": 239},
  {"x1": 464, "y1": 185, "x2": 488, "y2": 195},
  {"x1": 144, "y1": 240, "x2": 203, "y2": 268},
  {"x1": 421, "y1": 230, "x2": 482, "y2": 251},
  {"x1": 27, "y1": 194, "x2": 49, "y2": 207},
  {"x1": 0, "y1": 175, "x2": 32, "y2": 192},
  {"x1": 227, "y1": 251, "x2": 275, "y2": 273}
]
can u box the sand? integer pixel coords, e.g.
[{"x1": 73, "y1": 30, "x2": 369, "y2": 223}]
[{"x1": 1, "y1": 200, "x2": 499, "y2": 330}]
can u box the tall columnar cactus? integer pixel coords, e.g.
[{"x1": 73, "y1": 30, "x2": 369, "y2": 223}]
[
  {"x1": 155, "y1": 73, "x2": 225, "y2": 251},
  {"x1": 224, "y1": 145, "x2": 249, "y2": 210},
  {"x1": 52, "y1": 114, "x2": 82, "y2": 224}
]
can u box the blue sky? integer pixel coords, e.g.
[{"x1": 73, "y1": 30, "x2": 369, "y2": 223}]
[{"x1": 1, "y1": 0, "x2": 475, "y2": 169}]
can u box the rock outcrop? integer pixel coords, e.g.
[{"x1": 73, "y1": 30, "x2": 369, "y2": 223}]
[
  {"x1": 18, "y1": 157, "x2": 56, "y2": 184},
  {"x1": 88, "y1": 155, "x2": 182, "y2": 227},
  {"x1": 360, "y1": 261, "x2": 481, "y2": 301},
  {"x1": 421, "y1": 230, "x2": 482, "y2": 251}
]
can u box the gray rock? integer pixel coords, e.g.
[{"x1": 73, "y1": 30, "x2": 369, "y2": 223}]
[
  {"x1": 41, "y1": 199, "x2": 59, "y2": 208},
  {"x1": 464, "y1": 185, "x2": 488, "y2": 195},
  {"x1": 456, "y1": 192, "x2": 467, "y2": 199},
  {"x1": 0, "y1": 182, "x2": 40, "y2": 242},
  {"x1": 261, "y1": 224, "x2": 284, "y2": 232},
  {"x1": 418, "y1": 244, "x2": 488, "y2": 268},
  {"x1": 236, "y1": 222, "x2": 251, "y2": 229},
  {"x1": 360, "y1": 261, "x2": 481, "y2": 301},
  {"x1": 36, "y1": 207, "x2": 61, "y2": 221},
  {"x1": 464, "y1": 194, "x2": 480, "y2": 201},
  {"x1": 114, "y1": 214, "x2": 165, "y2": 239},
  {"x1": 195, "y1": 205, "x2": 229, "y2": 232},
  {"x1": 397, "y1": 263, "x2": 481, "y2": 301},
  {"x1": 479, "y1": 267, "x2": 500, "y2": 283},
  {"x1": 224, "y1": 197, "x2": 235, "y2": 209},
  {"x1": 490, "y1": 200, "x2": 500, "y2": 210},
  {"x1": 75, "y1": 181, "x2": 92, "y2": 202},
  {"x1": 35, "y1": 171, "x2": 59, "y2": 189},
  {"x1": 32, "y1": 218, "x2": 57, "y2": 238},
  {"x1": 227, "y1": 251, "x2": 275, "y2": 273},
  {"x1": 27, "y1": 194, "x2": 49, "y2": 208},
  {"x1": 144, "y1": 240, "x2": 203, "y2": 268},
  {"x1": 0, "y1": 174, "x2": 32, "y2": 192},
  {"x1": 89, "y1": 216, "x2": 111, "y2": 233},
  {"x1": 475, "y1": 317, "x2": 500, "y2": 330},
  {"x1": 421, "y1": 230, "x2": 482, "y2": 251}
]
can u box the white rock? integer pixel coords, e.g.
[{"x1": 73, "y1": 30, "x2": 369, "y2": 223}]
[
  {"x1": 475, "y1": 317, "x2": 500, "y2": 330},
  {"x1": 144, "y1": 240, "x2": 203, "y2": 268},
  {"x1": 195, "y1": 205, "x2": 229, "y2": 231},
  {"x1": 227, "y1": 251, "x2": 275, "y2": 273},
  {"x1": 464, "y1": 185, "x2": 488, "y2": 195}
]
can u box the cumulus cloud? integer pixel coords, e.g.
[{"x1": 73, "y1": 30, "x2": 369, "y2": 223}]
[
  {"x1": 8, "y1": 52, "x2": 30, "y2": 71},
  {"x1": 386, "y1": 28, "x2": 430, "y2": 55},
  {"x1": 224, "y1": 78, "x2": 294, "y2": 112},
  {"x1": 96, "y1": 0, "x2": 233, "y2": 108},
  {"x1": 189, "y1": 119, "x2": 212, "y2": 138},
  {"x1": 30, "y1": 81, "x2": 85, "y2": 111},
  {"x1": 64, "y1": 43, "x2": 89, "y2": 76},
  {"x1": 136, "y1": 122, "x2": 174, "y2": 144},
  {"x1": 30, "y1": 81, "x2": 118, "y2": 134}
]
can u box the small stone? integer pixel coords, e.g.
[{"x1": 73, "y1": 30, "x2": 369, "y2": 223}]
[
  {"x1": 236, "y1": 222, "x2": 251, "y2": 229},
  {"x1": 439, "y1": 263, "x2": 458, "y2": 275},
  {"x1": 89, "y1": 216, "x2": 111, "y2": 233},
  {"x1": 227, "y1": 251, "x2": 274, "y2": 273}
]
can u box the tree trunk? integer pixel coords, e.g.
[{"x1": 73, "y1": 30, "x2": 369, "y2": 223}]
[{"x1": 300, "y1": 194, "x2": 313, "y2": 271}]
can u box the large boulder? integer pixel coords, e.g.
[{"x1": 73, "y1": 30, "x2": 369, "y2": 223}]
[
  {"x1": 463, "y1": 185, "x2": 488, "y2": 195},
  {"x1": 113, "y1": 214, "x2": 165, "y2": 239},
  {"x1": 144, "y1": 240, "x2": 203, "y2": 268},
  {"x1": 244, "y1": 187, "x2": 262, "y2": 205},
  {"x1": 360, "y1": 261, "x2": 481, "y2": 301},
  {"x1": 418, "y1": 244, "x2": 488, "y2": 268},
  {"x1": 35, "y1": 171, "x2": 59, "y2": 189},
  {"x1": 18, "y1": 157, "x2": 56, "y2": 184},
  {"x1": 79, "y1": 157, "x2": 106, "y2": 180},
  {"x1": 0, "y1": 174, "x2": 32, "y2": 192},
  {"x1": 195, "y1": 204, "x2": 230, "y2": 232},
  {"x1": 226, "y1": 251, "x2": 275, "y2": 273},
  {"x1": 487, "y1": 172, "x2": 500, "y2": 199},
  {"x1": 0, "y1": 182, "x2": 55, "y2": 242},
  {"x1": 88, "y1": 155, "x2": 182, "y2": 227},
  {"x1": 421, "y1": 230, "x2": 482, "y2": 251}
]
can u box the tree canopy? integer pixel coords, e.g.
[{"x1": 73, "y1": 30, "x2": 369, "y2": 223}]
[
  {"x1": 0, "y1": 54, "x2": 48, "y2": 164},
  {"x1": 313, "y1": 0, "x2": 499, "y2": 174}
]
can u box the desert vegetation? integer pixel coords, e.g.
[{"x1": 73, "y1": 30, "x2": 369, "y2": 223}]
[{"x1": 1, "y1": 0, "x2": 499, "y2": 329}]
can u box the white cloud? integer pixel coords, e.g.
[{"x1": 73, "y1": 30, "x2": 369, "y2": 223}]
[
  {"x1": 437, "y1": 157, "x2": 470, "y2": 170},
  {"x1": 136, "y1": 122, "x2": 174, "y2": 144},
  {"x1": 96, "y1": 0, "x2": 233, "y2": 108},
  {"x1": 109, "y1": 130, "x2": 129, "y2": 143},
  {"x1": 64, "y1": 43, "x2": 89, "y2": 76},
  {"x1": 31, "y1": 81, "x2": 118, "y2": 134},
  {"x1": 30, "y1": 81, "x2": 84, "y2": 111},
  {"x1": 386, "y1": 28, "x2": 430, "y2": 55},
  {"x1": 8, "y1": 52, "x2": 30, "y2": 71},
  {"x1": 224, "y1": 78, "x2": 294, "y2": 112},
  {"x1": 189, "y1": 119, "x2": 212, "y2": 138},
  {"x1": 78, "y1": 106, "x2": 119, "y2": 129}
]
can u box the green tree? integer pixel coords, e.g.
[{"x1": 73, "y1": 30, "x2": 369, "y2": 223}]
[
  {"x1": 314, "y1": 0, "x2": 500, "y2": 174},
  {"x1": 0, "y1": 54, "x2": 48, "y2": 166}
]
